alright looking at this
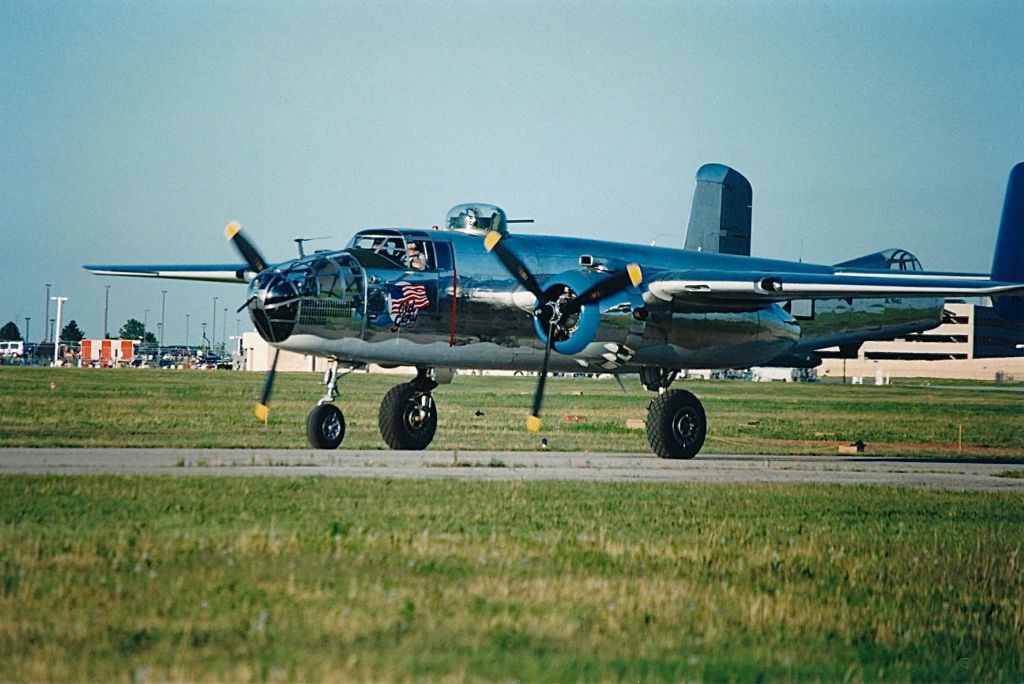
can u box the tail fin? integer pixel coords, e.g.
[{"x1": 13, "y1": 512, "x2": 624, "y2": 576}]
[
  {"x1": 991, "y1": 163, "x2": 1024, "y2": 322},
  {"x1": 684, "y1": 164, "x2": 752, "y2": 256}
]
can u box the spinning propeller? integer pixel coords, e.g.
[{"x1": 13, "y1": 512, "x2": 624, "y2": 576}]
[
  {"x1": 224, "y1": 222, "x2": 280, "y2": 422},
  {"x1": 484, "y1": 231, "x2": 642, "y2": 432}
]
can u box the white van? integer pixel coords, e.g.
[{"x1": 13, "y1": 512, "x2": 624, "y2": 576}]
[{"x1": 0, "y1": 341, "x2": 24, "y2": 357}]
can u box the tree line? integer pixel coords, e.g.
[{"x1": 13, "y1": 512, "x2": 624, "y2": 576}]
[{"x1": 0, "y1": 319, "x2": 158, "y2": 344}]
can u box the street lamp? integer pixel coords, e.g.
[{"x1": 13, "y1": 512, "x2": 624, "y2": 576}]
[
  {"x1": 44, "y1": 284, "x2": 51, "y2": 342},
  {"x1": 222, "y1": 307, "x2": 227, "y2": 353},
  {"x1": 160, "y1": 290, "x2": 167, "y2": 347},
  {"x1": 212, "y1": 297, "x2": 218, "y2": 351},
  {"x1": 185, "y1": 314, "x2": 190, "y2": 348},
  {"x1": 25, "y1": 318, "x2": 30, "y2": 347},
  {"x1": 103, "y1": 285, "x2": 110, "y2": 339},
  {"x1": 51, "y1": 296, "x2": 68, "y2": 367}
]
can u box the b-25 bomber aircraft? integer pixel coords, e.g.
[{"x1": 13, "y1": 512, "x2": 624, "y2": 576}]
[{"x1": 87, "y1": 163, "x2": 1024, "y2": 459}]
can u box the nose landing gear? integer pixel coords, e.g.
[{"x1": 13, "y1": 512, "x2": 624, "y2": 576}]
[{"x1": 306, "y1": 364, "x2": 347, "y2": 449}]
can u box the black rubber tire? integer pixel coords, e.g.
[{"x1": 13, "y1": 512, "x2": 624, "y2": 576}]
[
  {"x1": 645, "y1": 389, "x2": 706, "y2": 460},
  {"x1": 378, "y1": 383, "x2": 437, "y2": 450},
  {"x1": 306, "y1": 403, "x2": 346, "y2": 449}
]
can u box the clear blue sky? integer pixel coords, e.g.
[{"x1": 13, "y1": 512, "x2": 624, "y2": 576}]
[{"x1": 2, "y1": 0, "x2": 1022, "y2": 345}]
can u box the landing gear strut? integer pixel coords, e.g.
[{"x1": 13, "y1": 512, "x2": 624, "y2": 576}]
[
  {"x1": 640, "y1": 366, "x2": 707, "y2": 459},
  {"x1": 306, "y1": 364, "x2": 346, "y2": 450},
  {"x1": 378, "y1": 368, "x2": 439, "y2": 450}
]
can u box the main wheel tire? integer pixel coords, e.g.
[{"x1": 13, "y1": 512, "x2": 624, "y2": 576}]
[
  {"x1": 378, "y1": 383, "x2": 437, "y2": 450},
  {"x1": 646, "y1": 389, "x2": 706, "y2": 460},
  {"x1": 307, "y1": 403, "x2": 346, "y2": 449}
]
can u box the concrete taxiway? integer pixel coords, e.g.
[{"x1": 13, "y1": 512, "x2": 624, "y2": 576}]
[{"x1": 1, "y1": 448, "x2": 1023, "y2": 491}]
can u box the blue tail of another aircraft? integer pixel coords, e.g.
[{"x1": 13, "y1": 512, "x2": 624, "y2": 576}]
[{"x1": 992, "y1": 163, "x2": 1024, "y2": 322}]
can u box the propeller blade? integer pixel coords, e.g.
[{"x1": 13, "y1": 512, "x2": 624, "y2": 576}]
[
  {"x1": 255, "y1": 349, "x2": 279, "y2": 422},
  {"x1": 561, "y1": 263, "x2": 642, "y2": 316},
  {"x1": 527, "y1": 320, "x2": 556, "y2": 432},
  {"x1": 483, "y1": 231, "x2": 545, "y2": 300},
  {"x1": 225, "y1": 222, "x2": 269, "y2": 273}
]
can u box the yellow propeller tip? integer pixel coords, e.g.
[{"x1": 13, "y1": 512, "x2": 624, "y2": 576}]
[
  {"x1": 225, "y1": 221, "x2": 242, "y2": 240},
  {"x1": 483, "y1": 231, "x2": 502, "y2": 252},
  {"x1": 627, "y1": 263, "x2": 643, "y2": 287},
  {"x1": 255, "y1": 403, "x2": 269, "y2": 422},
  {"x1": 526, "y1": 415, "x2": 541, "y2": 432}
]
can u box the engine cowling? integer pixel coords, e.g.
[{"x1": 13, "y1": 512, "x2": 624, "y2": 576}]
[{"x1": 532, "y1": 270, "x2": 620, "y2": 355}]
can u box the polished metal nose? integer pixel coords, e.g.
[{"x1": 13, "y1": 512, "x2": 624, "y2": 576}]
[{"x1": 247, "y1": 271, "x2": 300, "y2": 343}]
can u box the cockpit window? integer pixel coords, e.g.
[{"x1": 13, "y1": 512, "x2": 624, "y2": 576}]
[
  {"x1": 350, "y1": 233, "x2": 436, "y2": 271},
  {"x1": 444, "y1": 204, "x2": 506, "y2": 235}
]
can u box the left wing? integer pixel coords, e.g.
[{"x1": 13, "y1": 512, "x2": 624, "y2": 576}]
[
  {"x1": 84, "y1": 263, "x2": 251, "y2": 283},
  {"x1": 644, "y1": 268, "x2": 1024, "y2": 305}
]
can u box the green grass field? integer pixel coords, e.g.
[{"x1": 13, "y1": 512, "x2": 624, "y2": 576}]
[
  {"x1": 1, "y1": 476, "x2": 1022, "y2": 682},
  {"x1": 0, "y1": 367, "x2": 1021, "y2": 456},
  {"x1": 2, "y1": 368, "x2": 1022, "y2": 681}
]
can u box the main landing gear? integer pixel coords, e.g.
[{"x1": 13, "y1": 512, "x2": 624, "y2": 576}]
[
  {"x1": 640, "y1": 366, "x2": 707, "y2": 460},
  {"x1": 305, "y1": 365, "x2": 439, "y2": 451},
  {"x1": 378, "y1": 369, "x2": 438, "y2": 450}
]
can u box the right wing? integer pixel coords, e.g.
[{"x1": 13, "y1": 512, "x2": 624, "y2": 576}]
[
  {"x1": 83, "y1": 263, "x2": 251, "y2": 283},
  {"x1": 644, "y1": 268, "x2": 1024, "y2": 306}
]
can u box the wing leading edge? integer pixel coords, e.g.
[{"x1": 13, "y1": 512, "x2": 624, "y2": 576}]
[
  {"x1": 83, "y1": 264, "x2": 251, "y2": 283},
  {"x1": 644, "y1": 268, "x2": 1024, "y2": 305}
]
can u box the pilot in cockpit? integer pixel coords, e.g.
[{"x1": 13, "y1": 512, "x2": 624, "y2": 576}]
[
  {"x1": 406, "y1": 242, "x2": 427, "y2": 271},
  {"x1": 464, "y1": 208, "x2": 478, "y2": 231}
]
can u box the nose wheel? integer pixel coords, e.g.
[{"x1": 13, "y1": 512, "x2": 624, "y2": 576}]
[{"x1": 307, "y1": 403, "x2": 346, "y2": 449}]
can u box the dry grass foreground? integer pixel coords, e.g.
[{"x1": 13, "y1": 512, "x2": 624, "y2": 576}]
[
  {"x1": 0, "y1": 476, "x2": 1022, "y2": 681},
  {"x1": 0, "y1": 367, "x2": 1021, "y2": 456}
]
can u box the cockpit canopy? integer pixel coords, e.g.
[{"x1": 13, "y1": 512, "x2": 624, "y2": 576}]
[
  {"x1": 837, "y1": 248, "x2": 923, "y2": 272},
  {"x1": 444, "y1": 204, "x2": 506, "y2": 236}
]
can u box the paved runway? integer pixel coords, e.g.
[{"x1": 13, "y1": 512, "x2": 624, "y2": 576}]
[{"x1": 1, "y1": 448, "x2": 1023, "y2": 491}]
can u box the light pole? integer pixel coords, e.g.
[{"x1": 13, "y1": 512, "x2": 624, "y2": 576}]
[
  {"x1": 212, "y1": 297, "x2": 218, "y2": 352},
  {"x1": 160, "y1": 290, "x2": 167, "y2": 347},
  {"x1": 222, "y1": 307, "x2": 227, "y2": 354},
  {"x1": 103, "y1": 285, "x2": 110, "y2": 339},
  {"x1": 44, "y1": 284, "x2": 51, "y2": 342},
  {"x1": 25, "y1": 318, "x2": 30, "y2": 347},
  {"x1": 51, "y1": 296, "x2": 68, "y2": 366},
  {"x1": 185, "y1": 314, "x2": 190, "y2": 348},
  {"x1": 202, "y1": 322, "x2": 208, "y2": 351}
]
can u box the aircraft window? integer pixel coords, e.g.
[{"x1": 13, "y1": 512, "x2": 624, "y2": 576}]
[
  {"x1": 434, "y1": 242, "x2": 453, "y2": 270},
  {"x1": 314, "y1": 258, "x2": 343, "y2": 299},
  {"x1": 886, "y1": 249, "x2": 923, "y2": 272},
  {"x1": 283, "y1": 265, "x2": 317, "y2": 297},
  {"x1": 445, "y1": 204, "x2": 507, "y2": 235},
  {"x1": 352, "y1": 235, "x2": 408, "y2": 267}
]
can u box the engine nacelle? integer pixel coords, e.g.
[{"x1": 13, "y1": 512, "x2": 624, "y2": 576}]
[{"x1": 533, "y1": 270, "x2": 621, "y2": 355}]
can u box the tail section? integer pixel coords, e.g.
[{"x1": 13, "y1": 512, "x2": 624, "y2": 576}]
[
  {"x1": 684, "y1": 164, "x2": 752, "y2": 256},
  {"x1": 991, "y1": 163, "x2": 1024, "y2": 322}
]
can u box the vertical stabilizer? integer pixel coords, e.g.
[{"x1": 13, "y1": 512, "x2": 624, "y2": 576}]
[
  {"x1": 684, "y1": 164, "x2": 752, "y2": 255},
  {"x1": 991, "y1": 163, "x2": 1024, "y2": 322}
]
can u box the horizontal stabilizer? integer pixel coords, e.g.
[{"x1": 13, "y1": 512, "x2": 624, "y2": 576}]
[{"x1": 84, "y1": 264, "x2": 250, "y2": 283}]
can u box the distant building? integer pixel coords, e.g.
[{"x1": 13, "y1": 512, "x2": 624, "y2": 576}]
[
  {"x1": 846, "y1": 302, "x2": 1023, "y2": 360},
  {"x1": 819, "y1": 302, "x2": 1024, "y2": 382}
]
